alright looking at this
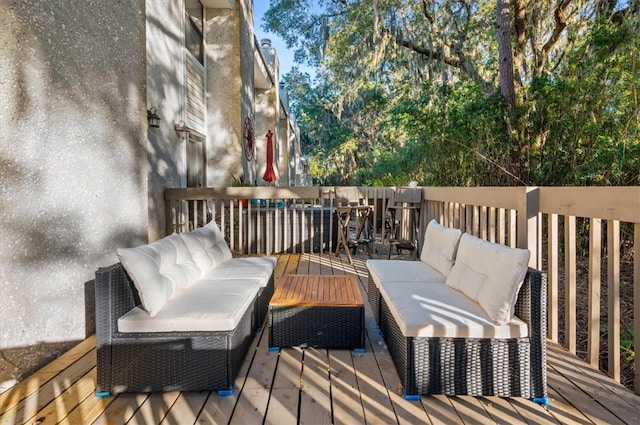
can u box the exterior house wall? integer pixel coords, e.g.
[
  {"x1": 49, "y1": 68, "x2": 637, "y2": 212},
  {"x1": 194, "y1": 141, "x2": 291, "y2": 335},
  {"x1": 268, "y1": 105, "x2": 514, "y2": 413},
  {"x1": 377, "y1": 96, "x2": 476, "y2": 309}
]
[
  {"x1": 256, "y1": 39, "x2": 279, "y2": 186},
  {"x1": 255, "y1": 86, "x2": 277, "y2": 185},
  {"x1": 277, "y1": 82, "x2": 292, "y2": 187},
  {"x1": 238, "y1": 0, "x2": 256, "y2": 185},
  {"x1": 204, "y1": 1, "x2": 254, "y2": 186},
  {"x1": 0, "y1": 0, "x2": 292, "y2": 391},
  {"x1": 278, "y1": 113, "x2": 290, "y2": 186},
  {"x1": 146, "y1": 0, "x2": 187, "y2": 240},
  {"x1": 0, "y1": 0, "x2": 148, "y2": 385},
  {"x1": 288, "y1": 119, "x2": 298, "y2": 185}
]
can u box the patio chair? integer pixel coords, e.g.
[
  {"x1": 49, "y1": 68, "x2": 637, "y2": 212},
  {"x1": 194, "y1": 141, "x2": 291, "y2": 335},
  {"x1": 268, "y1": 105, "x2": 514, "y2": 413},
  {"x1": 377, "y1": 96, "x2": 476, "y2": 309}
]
[
  {"x1": 384, "y1": 187, "x2": 422, "y2": 258},
  {"x1": 333, "y1": 187, "x2": 373, "y2": 263}
]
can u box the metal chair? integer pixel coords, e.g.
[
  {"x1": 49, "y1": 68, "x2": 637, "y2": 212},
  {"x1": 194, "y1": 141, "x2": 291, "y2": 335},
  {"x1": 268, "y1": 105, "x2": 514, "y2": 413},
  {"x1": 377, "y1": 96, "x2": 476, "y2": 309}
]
[
  {"x1": 333, "y1": 187, "x2": 373, "y2": 263},
  {"x1": 384, "y1": 187, "x2": 422, "y2": 259}
]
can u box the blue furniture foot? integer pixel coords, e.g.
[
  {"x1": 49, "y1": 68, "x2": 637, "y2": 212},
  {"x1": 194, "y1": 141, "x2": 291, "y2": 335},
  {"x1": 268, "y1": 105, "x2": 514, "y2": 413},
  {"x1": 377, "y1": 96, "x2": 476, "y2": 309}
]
[
  {"x1": 533, "y1": 397, "x2": 551, "y2": 408},
  {"x1": 217, "y1": 388, "x2": 234, "y2": 396},
  {"x1": 95, "y1": 391, "x2": 111, "y2": 398},
  {"x1": 268, "y1": 346, "x2": 280, "y2": 353},
  {"x1": 402, "y1": 390, "x2": 420, "y2": 401},
  {"x1": 353, "y1": 348, "x2": 366, "y2": 354}
]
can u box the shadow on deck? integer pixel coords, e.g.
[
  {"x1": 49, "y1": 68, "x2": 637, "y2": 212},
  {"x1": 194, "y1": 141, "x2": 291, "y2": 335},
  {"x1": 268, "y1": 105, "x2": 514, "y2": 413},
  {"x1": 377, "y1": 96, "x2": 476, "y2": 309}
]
[{"x1": 1, "y1": 251, "x2": 639, "y2": 424}]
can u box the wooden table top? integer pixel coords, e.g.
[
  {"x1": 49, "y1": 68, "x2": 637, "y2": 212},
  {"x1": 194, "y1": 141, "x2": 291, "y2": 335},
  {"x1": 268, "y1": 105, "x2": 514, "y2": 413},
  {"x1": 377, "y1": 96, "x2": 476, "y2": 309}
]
[{"x1": 270, "y1": 274, "x2": 364, "y2": 307}]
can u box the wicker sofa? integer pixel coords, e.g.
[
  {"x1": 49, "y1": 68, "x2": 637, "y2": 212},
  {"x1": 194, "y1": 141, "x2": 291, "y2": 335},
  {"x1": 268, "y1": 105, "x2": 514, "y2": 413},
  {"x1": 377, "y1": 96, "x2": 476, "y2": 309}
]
[
  {"x1": 95, "y1": 221, "x2": 275, "y2": 396},
  {"x1": 367, "y1": 220, "x2": 547, "y2": 403}
]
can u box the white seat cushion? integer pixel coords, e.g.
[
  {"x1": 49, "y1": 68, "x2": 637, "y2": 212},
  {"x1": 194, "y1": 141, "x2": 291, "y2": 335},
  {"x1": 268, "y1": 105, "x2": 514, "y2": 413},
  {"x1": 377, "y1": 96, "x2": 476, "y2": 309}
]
[
  {"x1": 420, "y1": 219, "x2": 462, "y2": 277},
  {"x1": 179, "y1": 220, "x2": 233, "y2": 274},
  {"x1": 117, "y1": 233, "x2": 201, "y2": 316},
  {"x1": 204, "y1": 256, "x2": 276, "y2": 287},
  {"x1": 446, "y1": 233, "x2": 530, "y2": 325},
  {"x1": 379, "y1": 281, "x2": 528, "y2": 338},
  {"x1": 367, "y1": 259, "x2": 445, "y2": 288},
  {"x1": 118, "y1": 278, "x2": 261, "y2": 332}
]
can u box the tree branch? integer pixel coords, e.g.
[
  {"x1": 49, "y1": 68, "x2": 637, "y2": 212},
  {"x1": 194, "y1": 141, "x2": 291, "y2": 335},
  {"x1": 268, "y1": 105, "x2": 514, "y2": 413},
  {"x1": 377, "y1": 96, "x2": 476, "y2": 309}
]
[
  {"x1": 384, "y1": 26, "x2": 486, "y2": 84},
  {"x1": 513, "y1": 0, "x2": 527, "y2": 86},
  {"x1": 541, "y1": 0, "x2": 574, "y2": 57},
  {"x1": 422, "y1": 0, "x2": 435, "y2": 25},
  {"x1": 384, "y1": 27, "x2": 460, "y2": 66}
]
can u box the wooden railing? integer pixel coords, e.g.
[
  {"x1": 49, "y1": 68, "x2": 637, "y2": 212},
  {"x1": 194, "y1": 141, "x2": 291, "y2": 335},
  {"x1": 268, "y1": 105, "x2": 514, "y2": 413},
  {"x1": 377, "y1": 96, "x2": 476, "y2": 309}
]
[
  {"x1": 165, "y1": 186, "x2": 640, "y2": 393},
  {"x1": 164, "y1": 187, "x2": 394, "y2": 254}
]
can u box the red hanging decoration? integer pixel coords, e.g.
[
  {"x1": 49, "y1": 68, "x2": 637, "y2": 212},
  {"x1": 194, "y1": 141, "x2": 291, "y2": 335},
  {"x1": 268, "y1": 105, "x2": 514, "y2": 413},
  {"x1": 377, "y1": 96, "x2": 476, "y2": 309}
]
[{"x1": 262, "y1": 130, "x2": 277, "y2": 183}]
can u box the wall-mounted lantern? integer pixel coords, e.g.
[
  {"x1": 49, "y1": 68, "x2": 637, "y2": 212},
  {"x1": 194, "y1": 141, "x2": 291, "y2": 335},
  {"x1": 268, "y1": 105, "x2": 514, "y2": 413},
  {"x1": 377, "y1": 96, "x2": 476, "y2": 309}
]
[
  {"x1": 147, "y1": 107, "x2": 161, "y2": 128},
  {"x1": 175, "y1": 120, "x2": 190, "y2": 137}
]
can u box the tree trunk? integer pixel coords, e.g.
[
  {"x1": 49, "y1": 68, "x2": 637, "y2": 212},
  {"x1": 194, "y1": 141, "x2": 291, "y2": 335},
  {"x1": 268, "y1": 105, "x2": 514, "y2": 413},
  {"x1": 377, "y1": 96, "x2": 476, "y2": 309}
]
[
  {"x1": 497, "y1": 0, "x2": 516, "y2": 116},
  {"x1": 496, "y1": 0, "x2": 521, "y2": 185}
]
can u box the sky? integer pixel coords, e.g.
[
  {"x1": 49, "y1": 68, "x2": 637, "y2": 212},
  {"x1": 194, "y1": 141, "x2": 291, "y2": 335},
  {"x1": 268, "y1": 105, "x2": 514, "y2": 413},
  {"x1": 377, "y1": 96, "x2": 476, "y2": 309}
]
[{"x1": 253, "y1": 1, "x2": 298, "y2": 76}]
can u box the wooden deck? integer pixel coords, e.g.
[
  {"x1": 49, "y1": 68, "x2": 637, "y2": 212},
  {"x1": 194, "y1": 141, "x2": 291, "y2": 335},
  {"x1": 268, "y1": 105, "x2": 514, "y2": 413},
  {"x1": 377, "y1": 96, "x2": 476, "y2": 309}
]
[{"x1": 2, "y1": 252, "x2": 640, "y2": 425}]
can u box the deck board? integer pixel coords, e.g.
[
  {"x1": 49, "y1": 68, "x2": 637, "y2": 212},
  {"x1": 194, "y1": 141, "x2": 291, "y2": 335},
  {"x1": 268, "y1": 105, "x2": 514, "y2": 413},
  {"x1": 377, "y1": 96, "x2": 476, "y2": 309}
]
[
  {"x1": 478, "y1": 397, "x2": 529, "y2": 425},
  {"x1": 229, "y1": 331, "x2": 274, "y2": 424},
  {"x1": 92, "y1": 392, "x2": 149, "y2": 425},
  {"x1": 299, "y1": 348, "x2": 332, "y2": 424},
  {"x1": 328, "y1": 349, "x2": 366, "y2": 424},
  {"x1": 548, "y1": 345, "x2": 640, "y2": 423},
  {"x1": 2, "y1": 252, "x2": 640, "y2": 424},
  {"x1": 264, "y1": 348, "x2": 302, "y2": 425},
  {"x1": 127, "y1": 391, "x2": 180, "y2": 425},
  {"x1": 351, "y1": 333, "x2": 399, "y2": 425},
  {"x1": 506, "y1": 396, "x2": 561, "y2": 424}
]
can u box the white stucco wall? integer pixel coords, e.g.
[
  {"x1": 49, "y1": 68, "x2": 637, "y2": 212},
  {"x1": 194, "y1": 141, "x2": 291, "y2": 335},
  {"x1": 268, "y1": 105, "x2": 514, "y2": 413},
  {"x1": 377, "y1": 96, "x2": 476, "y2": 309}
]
[
  {"x1": 0, "y1": 0, "x2": 148, "y2": 382},
  {"x1": 0, "y1": 0, "x2": 289, "y2": 390},
  {"x1": 146, "y1": 0, "x2": 187, "y2": 239},
  {"x1": 205, "y1": 1, "x2": 252, "y2": 186}
]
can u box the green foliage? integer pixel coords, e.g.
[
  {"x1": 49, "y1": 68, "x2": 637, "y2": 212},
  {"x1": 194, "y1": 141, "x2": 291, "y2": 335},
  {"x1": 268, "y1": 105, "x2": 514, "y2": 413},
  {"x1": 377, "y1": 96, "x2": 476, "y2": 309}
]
[
  {"x1": 263, "y1": 1, "x2": 640, "y2": 187},
  {"x1": 621, "y1": 324, "x2": 635, "y2": 368},
  {"x1": 526, "y1": 17, "x2": 640, "y2": 186}
]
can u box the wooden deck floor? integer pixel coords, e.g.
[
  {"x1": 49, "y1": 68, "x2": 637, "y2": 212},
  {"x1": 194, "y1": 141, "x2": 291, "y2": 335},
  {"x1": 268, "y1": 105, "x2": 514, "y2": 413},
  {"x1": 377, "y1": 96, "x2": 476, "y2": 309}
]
[{"x1": 2, "y1": 252, "x2": 640, "y2": 424}]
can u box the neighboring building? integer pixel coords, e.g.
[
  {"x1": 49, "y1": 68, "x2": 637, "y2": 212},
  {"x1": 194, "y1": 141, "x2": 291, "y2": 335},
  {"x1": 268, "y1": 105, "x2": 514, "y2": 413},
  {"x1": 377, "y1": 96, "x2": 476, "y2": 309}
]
[{"x1": 0, "y1": 0, "x2": 303, "y2": 390}]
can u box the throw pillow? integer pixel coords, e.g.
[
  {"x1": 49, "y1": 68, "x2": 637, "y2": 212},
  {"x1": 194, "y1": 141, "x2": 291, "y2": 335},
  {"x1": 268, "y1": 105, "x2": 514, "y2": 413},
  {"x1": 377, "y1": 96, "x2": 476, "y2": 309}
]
[
  {"x1": 179, "y1": 220, "x2": 233, "y2": 274},
  {"x1": 445, "y1": 233, "x2": 530, "y2": 325},
  {"x1": 420, "y1": 219, "x2": 462, "y2": 277}
]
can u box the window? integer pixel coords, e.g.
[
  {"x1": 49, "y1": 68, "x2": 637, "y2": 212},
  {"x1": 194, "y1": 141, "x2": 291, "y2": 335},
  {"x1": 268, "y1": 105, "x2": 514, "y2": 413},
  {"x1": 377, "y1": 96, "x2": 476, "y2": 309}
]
[
  {"x1": 185, "y1": 0, "x2": 204, "y2": 64},
  {"x1": 186, "y1": 133, "x2": 206, "y2": 188}
]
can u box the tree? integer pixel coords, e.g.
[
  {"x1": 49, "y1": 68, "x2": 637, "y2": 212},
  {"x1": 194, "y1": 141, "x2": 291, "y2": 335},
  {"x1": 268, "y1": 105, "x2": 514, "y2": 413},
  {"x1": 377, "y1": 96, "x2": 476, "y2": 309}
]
[
  {"x1": 496, "y1": 0, "x2": 520, "y2": 185},
  {"x1": 263, "y1": 0, "x2": 640, "y2": 187}
]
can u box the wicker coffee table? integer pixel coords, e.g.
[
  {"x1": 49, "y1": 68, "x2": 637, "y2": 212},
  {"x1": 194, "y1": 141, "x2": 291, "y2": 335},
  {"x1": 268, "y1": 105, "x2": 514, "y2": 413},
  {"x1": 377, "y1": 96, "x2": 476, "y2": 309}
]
[{"x1": 268, "y1": 274, "x2": 365, "y2": 352}]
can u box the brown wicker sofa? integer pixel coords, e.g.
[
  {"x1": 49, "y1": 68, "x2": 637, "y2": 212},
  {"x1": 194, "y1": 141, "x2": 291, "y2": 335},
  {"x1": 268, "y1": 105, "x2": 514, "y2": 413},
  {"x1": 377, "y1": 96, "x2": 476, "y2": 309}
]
[
  {"x1": 367, "y1": 220, "x2": 548, "y2": 405},
  {"x1": 95, "y1": 221, "x2": 275, "y2": 397}
]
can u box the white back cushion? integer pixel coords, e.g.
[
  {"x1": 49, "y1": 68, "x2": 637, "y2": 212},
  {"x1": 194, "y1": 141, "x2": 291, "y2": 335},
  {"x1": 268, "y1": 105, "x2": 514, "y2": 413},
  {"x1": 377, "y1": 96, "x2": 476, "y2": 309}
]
[
  {"x1": 445, "y1": 233, "x2": 530, "y2": 325},
  {"x1": 117, "y1": 234, "x2": 201, "y2": 316},
  {"x1": 179, "y1": 221, "x2": 232, "y2": 273},
  {"x1": 420, "y1": 220, "x2": 462, "y2": 277}
]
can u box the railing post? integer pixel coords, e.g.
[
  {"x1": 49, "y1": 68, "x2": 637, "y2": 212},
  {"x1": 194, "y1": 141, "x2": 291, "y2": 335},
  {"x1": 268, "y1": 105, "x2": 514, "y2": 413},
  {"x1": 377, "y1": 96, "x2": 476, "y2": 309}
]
[
  {"x1": 165, "y1": 197, "x2": 173, "y2": 237},
  {"x1": 607, "y1": 219, "x2": 620, "y2": 382},
  {"x1": 564, "y1": 214, "x2": 577, "y2": 354},
  {"x1": 635, "y1": 222, "x2": 640, "y2": 394},
  {"x1": 587, "y1": 217, "x2": 602, "y2": 368},
  {"x1": 517, "y1": 186, "x2": 540, "y2": 269},
  {"x1": 548, "y1": 213, "x2": 559, "y2": 343}
]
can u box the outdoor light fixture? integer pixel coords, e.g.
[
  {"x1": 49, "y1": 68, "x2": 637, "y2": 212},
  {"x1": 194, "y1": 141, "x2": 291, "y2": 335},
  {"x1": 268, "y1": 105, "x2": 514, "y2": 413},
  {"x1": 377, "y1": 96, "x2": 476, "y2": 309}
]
[
  {"x1": 175, "y1": 120, "x2": 189, "y2": 137},
  {"x1": 147, "y1": 107, "x2": 161, "y2": 128}
]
